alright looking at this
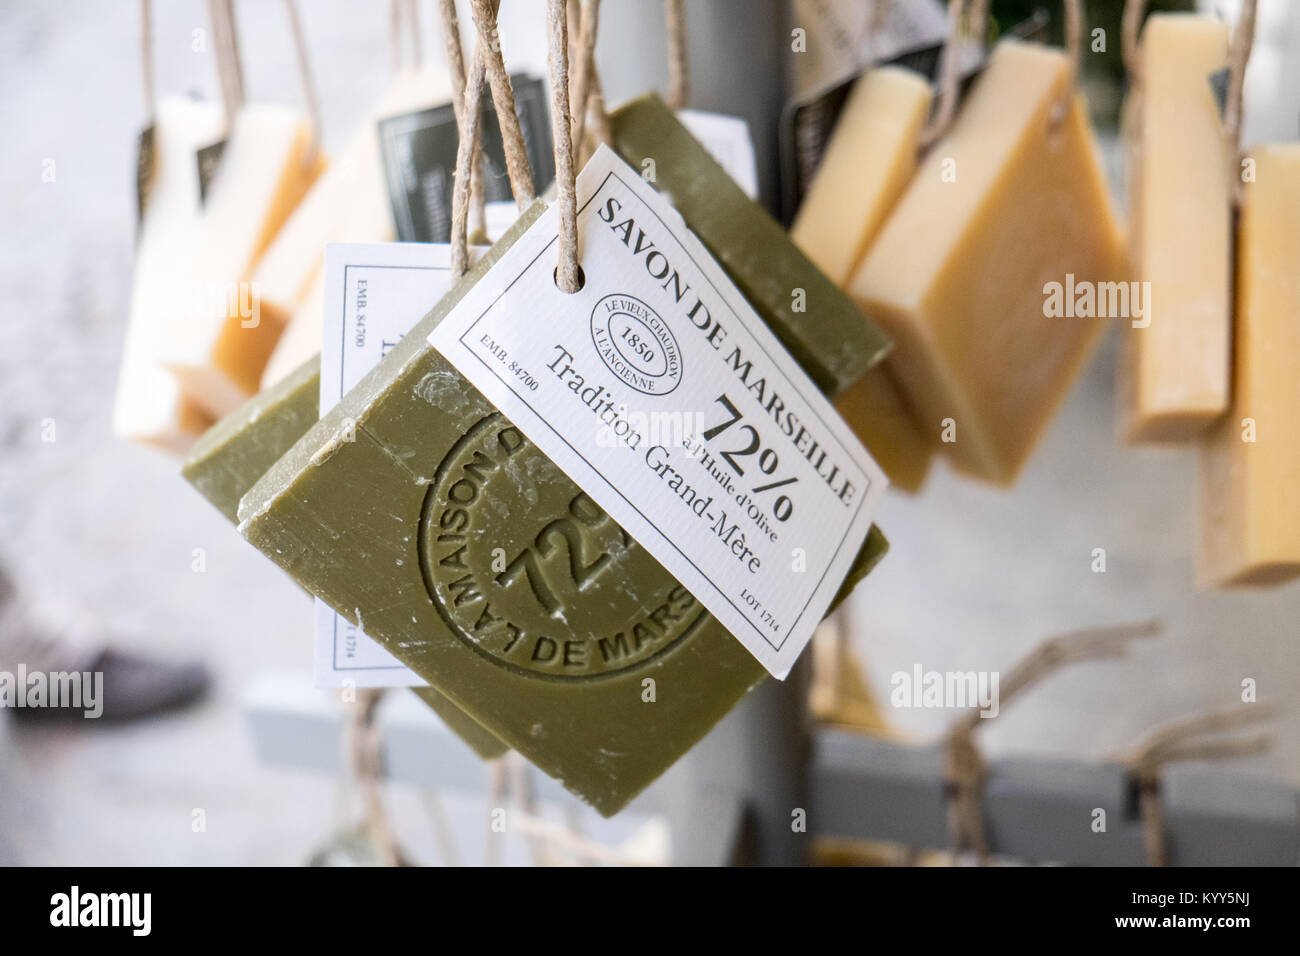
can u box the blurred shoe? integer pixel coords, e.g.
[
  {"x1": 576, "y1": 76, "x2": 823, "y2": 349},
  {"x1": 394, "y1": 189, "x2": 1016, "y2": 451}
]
[{"x1": 0, "y1": 563, "x2": 210, "y2": 723}]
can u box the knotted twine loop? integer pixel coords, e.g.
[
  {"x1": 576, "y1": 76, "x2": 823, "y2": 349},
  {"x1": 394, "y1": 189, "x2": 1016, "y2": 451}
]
[
  {"x1": 440, "y1": 0, "x2": 488, "y2": 247},
  {"x1": 470, "y1": 0, "x2": 536, "y2": 208},
  {"x1": 347, "y1": 688, "x2": 404, "y2": 866},
  {"x1": 1121, "y1": 702, "x2": 1275, "y2": 867},
  {"x1": 282, "y1": 0, "x2": 323, "y2": 167},
  {"x1": 207, "y1": 0, "x2": 245, "y2": 131},
  {"x1": 547, "y1": 0, "x2": 582, "y2": 293},
  {"x1": 664, "y1": 0, "x2": 689, "y2": 111},
  {"x1": 943, "y1": 619, "x2": 1162, "y2": 864}
]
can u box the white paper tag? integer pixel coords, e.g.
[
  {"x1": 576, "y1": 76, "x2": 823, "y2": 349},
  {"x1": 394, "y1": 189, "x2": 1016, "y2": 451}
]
[
  {"x1": 314, "y1": 241, "x2": 481, "y2": 688},
  {"x1": 429, "y1": 146, "x2": 886, "y2": 678},
  {"x1": 677, "y1": 110, "x2": 759, "y2": 200}
]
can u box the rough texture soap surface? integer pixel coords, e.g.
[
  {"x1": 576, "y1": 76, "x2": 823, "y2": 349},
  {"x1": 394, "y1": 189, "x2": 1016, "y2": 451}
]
[
  {"x1": 1199, "y1": 145, "x2": 1300, "y2": 588},
  {"x1": 238, "y1": 204, "x2": 889, "y2": 814},
  {"x1": 114, "y1": 97, "x2": 224, "y2": 453},
  {"x1": 182, "y1": 355, "x2": 507, "y2": 759},
  {"x1": 850, "y1": 41, "x2": 1124, "y2": 485},
  {"x1": 161, "y1": 105, "x2": 325, "y2": 419},
  {"x1": 609, "y1": 94, "x2": 891, "y2": 397},
  {"x1": 1122, "y1": 15, "x2": 1231, "y2": 442}
]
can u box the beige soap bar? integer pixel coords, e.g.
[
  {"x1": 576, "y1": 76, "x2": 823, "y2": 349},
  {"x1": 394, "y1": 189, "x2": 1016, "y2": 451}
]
[
  {"x1": 161, "y1": 105, "x2": 325, "y2": 418},
  {"x1": 849, "y1": 41, "x2": 1123, "y2": 485},
  {"x1": 114, "y1": 97, "x2": 225, "y2": 453},
  {"x1": 792, "y1": 66, "x2": 932, "y2": 287},
  {"x1": 254, "y1": 69, "x2": 451, "y2": 390},
  {"x1": 791, "y1": 65, "x2": 935, "y2": 492},
  {"x1": 1122, "y1": 15, "x2": 1231, "y2": 442},
  {"x1": 1199, "y1": 145, "x2": 1300, "y2": 588},
  {"x1": 262, "y1": 265, "x2": 324, "y2": 389}
]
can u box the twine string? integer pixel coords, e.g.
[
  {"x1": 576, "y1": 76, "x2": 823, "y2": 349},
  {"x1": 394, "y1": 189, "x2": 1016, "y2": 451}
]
[
  {"x1": 1224, "y1": 0, "x2": 1258, "y2": 205},
  {"x1": 547, "y1": 0, "x2": 581, "y2": 293},
  {"x1": 282, "y1": 0, "x2": 323, "y2": 165},
  {"x1": 448, "y1": 35, "x2": 487, "y2": 279},
  {"x1": 440, "y1": 0, "x2": 488, "y2": 251},
  {"x1": 1120, "y1": 0, "x2": 1148, "y2": 81},
  {"x1": 348, "y1": 689, "x2": 402, "y2": 866},
  {"x1": 568, "y1": 0, "x2": 602, "y2": 163},
  {"x1": 207, "y1": 0, "x2": 245, "y2": 130},
  {"x1": 1123, "y1": 702, "x2": 1276, "y2": 866},
  {"x1": 944, "y1": 619, "x2": 1162, "y2": 864},
  {"x1": 469, "y1": 0, "x2": 536, "y2": 208},
  {"x1": 140, "y1": 0, "x2": 154, "y2": 122},
  {"x1": 665, "y1": 0, "x2": 688, "y2": 110}
]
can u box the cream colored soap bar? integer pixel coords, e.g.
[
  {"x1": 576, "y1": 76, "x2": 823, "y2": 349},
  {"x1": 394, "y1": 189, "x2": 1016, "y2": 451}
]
[
  {"x1": 161, "y1": 105, "x2": 325, "y2": 417},
  {"x1": 850, "y1": 41, "x2": 1123, "y2": 485},
  {"x1": 1122, "y1": 15, "x2": 1231, "y2": 442},
  {"x1": 1199, "y1": 145, "x2": 1300, "y2": 588},
  {"x1": 254, "y1": 70, "x2": 451, "y2": 388},
  {"x1": 792, "y1": 66, "x2": 932, "y2": 287},
  {"x1": 262, "y1": 265, "x2": 324, "y2": 388},
  {"x1": 114, "y1": 97, "x2": 225, "y2": 453},
  {"x1": 791, "y1": 66, "x2": 934, "y2": 492}
]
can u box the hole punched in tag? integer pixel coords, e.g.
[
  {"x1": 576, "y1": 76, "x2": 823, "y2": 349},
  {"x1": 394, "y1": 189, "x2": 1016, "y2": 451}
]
[{"x1": 554, "y1": 264, "x2": 587, "y2": 293}]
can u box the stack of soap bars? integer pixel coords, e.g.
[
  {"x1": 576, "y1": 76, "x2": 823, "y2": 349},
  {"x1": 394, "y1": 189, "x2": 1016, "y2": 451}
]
[{"x1": 185, "y1": 100, "x2": 894, "y2": 814}]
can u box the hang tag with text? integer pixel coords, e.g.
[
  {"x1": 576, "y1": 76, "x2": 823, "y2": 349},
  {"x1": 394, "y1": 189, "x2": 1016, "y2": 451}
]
[
  {"x1": 315, "y1": 241, "x2": 481, "y2": 687},
  {"x1": 429, "y1": 145, "x2": 886, "y2": 678}
]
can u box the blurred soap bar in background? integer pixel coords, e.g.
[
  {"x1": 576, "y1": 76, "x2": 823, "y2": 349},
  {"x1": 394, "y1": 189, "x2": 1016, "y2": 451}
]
[
  {"x1": 254, "y1": 69, "x2": 453, "y2": 389},
  {"x1": 790, "y1": 65, "x2": 935, "y2": 492},
  {"x1": 850, "y1": 41, "x2": 1123, "y2": 485},
  {"x1": 114, "y1": 97, "x2": 225, "y2": 454},
  {"x1": 159, "y1": 104, "x2": 325, "y2": 419},
  {"x1": 1199, "y1": 144, "x2": 1300, "y2": 589},
  {"x1": 1121, "y1": 14, "x2": 1231, "y2": 443}
]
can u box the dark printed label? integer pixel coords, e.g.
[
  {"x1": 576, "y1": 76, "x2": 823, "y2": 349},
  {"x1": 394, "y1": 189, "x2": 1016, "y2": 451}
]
[{"x1": 378, "y1": 73, "x2": 554, "y2": 243}]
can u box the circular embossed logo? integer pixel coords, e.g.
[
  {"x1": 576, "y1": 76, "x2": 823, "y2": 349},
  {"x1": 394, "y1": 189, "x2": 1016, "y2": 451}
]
[
  {"x1": 418, "y1": 414, "x2": 703, "y2": 680},
  {"x1": 589, "y1": 293, "x2": 682, "y2": 395}
]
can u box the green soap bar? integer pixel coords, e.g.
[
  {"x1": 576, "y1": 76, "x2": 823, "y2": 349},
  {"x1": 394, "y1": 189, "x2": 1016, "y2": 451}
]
[
  {"x1": 182, "y1": 357, "x2": 322, "y2": 523},
  {"x1": 182, "y1": 357, "x2": 507, "y2": 760},
  {"x1": 238, "y1": 202, "x2": 889, "y2": 814},
  {"x1": 608, "y1": 94, "x2": 892, "y2": 396}
]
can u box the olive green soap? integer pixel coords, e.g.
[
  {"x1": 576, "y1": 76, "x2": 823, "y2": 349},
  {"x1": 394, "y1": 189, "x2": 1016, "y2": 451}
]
[
  {"x1": 237, "y1": 202, "x2": 889, "y2": 814},
  {"x1": 608, "y1": 94, "x2": 892, "y2": 396},
  {"x1": 182, "y1": 357, "x2": 507, "y2": 760},
  {"x1": 183, "y1": 356, "x2": 322, "y2": 523}
]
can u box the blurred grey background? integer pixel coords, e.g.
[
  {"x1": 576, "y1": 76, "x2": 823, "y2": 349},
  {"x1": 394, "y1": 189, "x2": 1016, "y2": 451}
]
[{"x1": 0, "y1": 0, "x2": 1296, "y2": 865}]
